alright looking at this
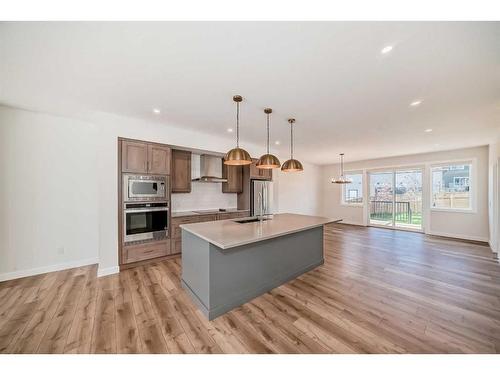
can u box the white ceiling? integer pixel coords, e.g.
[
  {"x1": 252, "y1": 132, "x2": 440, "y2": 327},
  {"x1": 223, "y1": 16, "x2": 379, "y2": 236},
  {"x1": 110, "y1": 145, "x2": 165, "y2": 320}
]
[{"x1": 1, "y1": 22, "x2": 499, "y2": 165}]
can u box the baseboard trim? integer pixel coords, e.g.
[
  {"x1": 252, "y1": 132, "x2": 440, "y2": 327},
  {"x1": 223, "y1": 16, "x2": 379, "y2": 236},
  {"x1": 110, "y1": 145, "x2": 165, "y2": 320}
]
[
  {"x1": 426, "y1": 230, "x2": 489, "y2": 243},
  {"x1": 0, "y1": 257, "x2": 99, "y2": 282},
  {"x1": 97, "y1": 265, "x2": 120, "y2": 278},
  {"x1": 489, "y1": 240, "x2": 498, "y2": 254}
]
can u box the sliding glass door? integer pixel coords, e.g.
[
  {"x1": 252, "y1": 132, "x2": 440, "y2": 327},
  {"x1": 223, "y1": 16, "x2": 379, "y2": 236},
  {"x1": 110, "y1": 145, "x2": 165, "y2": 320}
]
[
  {"x1": 395, "y1": 169, "x2": 423, "y2": 230},
  {"x1": 369, "y1": 169, "x2": 423, "y2": 231},
  {"x1": 369, "y1": 172, "x2": 394, "y2": 227}
]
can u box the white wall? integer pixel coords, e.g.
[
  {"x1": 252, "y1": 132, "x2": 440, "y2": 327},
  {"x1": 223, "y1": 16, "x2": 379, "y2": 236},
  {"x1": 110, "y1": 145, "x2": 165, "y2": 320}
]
[
  {"x1": 171, "y1": 182, "x2": 237, "y2": 212},
  {"x1": 0, "y1": 105, "x2": 322, "y2": 279},
  {"x1": 0, "y1": 106, "x2": 100, "y2": 280},
  {"x1": 488, "y1": 139, "x2": 500, "y2": 254},
  {"x1": 321, "y1": 146, "x2": 491, "y2": 242},
  {"x1": 273, "y1": 162, "x2": 322, "y2": 216}
]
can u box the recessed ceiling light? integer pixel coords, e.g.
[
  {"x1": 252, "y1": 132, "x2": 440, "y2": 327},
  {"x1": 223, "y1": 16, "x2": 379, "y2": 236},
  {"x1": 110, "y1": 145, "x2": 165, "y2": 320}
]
[
  {"x1": 424, "y1": 128, "x2": 433, "y2": 133},
  {"x1": 410, "y1": 100, "x2": 422, "y2": 107},
  {"x1": 227, "y1": 128, "x2": 233, "y2": 133},
  {"x1": 275, "y1": 141, "x2": 280, "y2": 145},
  {"x1": 153, "y1": 108, "x2": 161, "y2": 114},
  {"x1": 434, "y1": 143, "x2": 440, "y2": 147},
  {"x1": 381, "y1": 45, "x2": 393, "y2": 54}
]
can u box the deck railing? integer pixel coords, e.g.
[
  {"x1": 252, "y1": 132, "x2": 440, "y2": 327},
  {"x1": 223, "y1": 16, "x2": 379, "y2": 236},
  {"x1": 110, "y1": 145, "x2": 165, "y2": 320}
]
[{"x1": 370, "y1": 200, "x2": 412, "y2": 222}]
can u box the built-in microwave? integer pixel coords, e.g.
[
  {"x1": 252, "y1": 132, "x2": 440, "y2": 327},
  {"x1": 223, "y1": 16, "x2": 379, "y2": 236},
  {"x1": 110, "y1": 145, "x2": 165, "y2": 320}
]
[
  {"x1": 124, "y1": 201, "x2": 169, "y2": 243},
  {"x1": 123, "y1": 174, "x2": 168, "y2": 202}
]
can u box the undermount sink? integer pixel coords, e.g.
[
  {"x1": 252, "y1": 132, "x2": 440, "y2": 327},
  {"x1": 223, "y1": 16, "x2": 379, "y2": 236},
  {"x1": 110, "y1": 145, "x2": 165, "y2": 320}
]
[{"x1": 234, "y1": 217, "x2": 270, "y2": 224}]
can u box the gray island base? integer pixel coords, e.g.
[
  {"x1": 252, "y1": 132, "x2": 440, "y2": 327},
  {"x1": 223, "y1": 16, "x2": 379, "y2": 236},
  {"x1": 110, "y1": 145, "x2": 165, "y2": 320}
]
[{"x1": 180, "y1": 213, "x2": 341, "y2": 320}]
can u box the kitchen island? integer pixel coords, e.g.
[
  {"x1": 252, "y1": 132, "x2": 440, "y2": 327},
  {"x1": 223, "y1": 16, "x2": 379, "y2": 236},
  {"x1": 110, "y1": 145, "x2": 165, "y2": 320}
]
[{"x1": 180, "y1": 213, "x2": 341, "y2": 320}]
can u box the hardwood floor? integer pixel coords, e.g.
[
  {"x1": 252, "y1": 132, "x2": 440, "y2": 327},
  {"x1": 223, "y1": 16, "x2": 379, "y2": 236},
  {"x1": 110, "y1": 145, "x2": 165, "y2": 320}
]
[{"x1": 1, "y1": 223, "x2": 500, "y2": 353}]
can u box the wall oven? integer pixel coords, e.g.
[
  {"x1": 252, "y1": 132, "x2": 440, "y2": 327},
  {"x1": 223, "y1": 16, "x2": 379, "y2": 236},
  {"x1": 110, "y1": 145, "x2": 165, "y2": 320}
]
[
  {"x1": 123, "y1": 174, "x2": 168, "y2": 202},
  {"x1": 124, "y1": 201, "x2": 169, "y2": 243}
]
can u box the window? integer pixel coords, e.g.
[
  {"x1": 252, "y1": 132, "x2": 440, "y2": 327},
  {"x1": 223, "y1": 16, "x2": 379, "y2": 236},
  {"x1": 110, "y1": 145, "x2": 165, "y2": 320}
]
[
  {"x1": 431, "y1": 163, "x2": 472, "y2": 210},
  {"x1": 342, "y1": 173, "x2": 363, "y2": 204}
]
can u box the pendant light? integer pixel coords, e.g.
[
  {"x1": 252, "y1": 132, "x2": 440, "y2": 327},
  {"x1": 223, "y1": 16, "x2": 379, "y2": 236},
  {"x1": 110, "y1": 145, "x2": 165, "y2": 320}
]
[
  {"x1": 224, "y1": 95, "x2": 252, "y2": 166},
  {"x1": 331, "y1": 153, "x2": 352, "y2": 183},
  {"x1": 281, "y1": 118, "x2": 303, "y2": 172},
  {"x1": 256, "y1": 108, "x2": 281, "y2": 169}
]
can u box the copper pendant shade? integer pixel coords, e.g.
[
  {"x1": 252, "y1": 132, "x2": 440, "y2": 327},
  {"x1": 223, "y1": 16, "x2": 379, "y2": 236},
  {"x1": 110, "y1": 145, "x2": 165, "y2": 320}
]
[
  {"x1": 281, "y1": 118, "x2": 303, "y2": 172},
  {"x1": 281, "y1": 158, "x2": 304, "y2": 172},
  {"x1": 224, "y1": 95, "x2": 252, "y2": 166},
  {"x1": 331, "y1": 153, "x2": 352, "y2": 183},
  {"x1": 257, "y1": 108, "x2": 281, "y2": 169}
]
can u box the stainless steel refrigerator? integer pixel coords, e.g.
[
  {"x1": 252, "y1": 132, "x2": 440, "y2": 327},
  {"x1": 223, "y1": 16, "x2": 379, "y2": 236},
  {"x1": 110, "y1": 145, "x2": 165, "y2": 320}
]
[{"x1": 250, "y1": 179, "x2": 274, "y2": 217}]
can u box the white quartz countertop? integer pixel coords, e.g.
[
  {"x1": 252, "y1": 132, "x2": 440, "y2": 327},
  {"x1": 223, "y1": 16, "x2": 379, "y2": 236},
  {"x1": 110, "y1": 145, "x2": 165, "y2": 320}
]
[{"x1": 180, "y1": 213, "x2": 342, "y2": 249}]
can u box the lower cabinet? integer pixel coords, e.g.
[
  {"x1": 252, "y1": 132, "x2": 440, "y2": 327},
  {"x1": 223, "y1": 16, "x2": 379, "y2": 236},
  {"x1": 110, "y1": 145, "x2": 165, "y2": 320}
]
[
  {"x1": 170, "y1": 216, "x2": 195, "y2": 255},
  {"x1": 170, "y1": 211, "x2": 249, "y2": 255},
  {"x1": 173, "y1": 238, "x2": 182, "y2": 254},
  {"x1": 170, "y1": 214, "x2": 217, "y2": 255},
  {"x1": 123, "y1": 240, "x2": 171, "y2": 264},
  {"x1": 217, "y1": 211, "x2": 249, "y2": 220}
]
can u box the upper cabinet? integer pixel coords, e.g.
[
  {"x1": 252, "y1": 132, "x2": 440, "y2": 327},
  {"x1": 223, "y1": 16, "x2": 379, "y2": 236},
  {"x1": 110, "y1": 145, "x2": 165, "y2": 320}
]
[
  {"x1": 121, "y1": 139, "x2": 171, "y2": 175},
  {"x1": 222, "y1": 161, "x2": 243, "y2": 193},
  {"x1": 249, "y1": 158, "x2": 272, "y2": 180},
  {"x1": 148, "y1": 144, "x2": 171, "y2": 175},
  {"x1": 249, "y1": 158, "x2": 260, "y2": 179},
  {"x1": 262, "y1": 167, "x2": 272, "y2": 181},
  {"x1": 171, "y1": 149, "x2": 192, "y2": 193},
  {"x1": 122, "y1": 140, "x2": 149, "y2": 173}
]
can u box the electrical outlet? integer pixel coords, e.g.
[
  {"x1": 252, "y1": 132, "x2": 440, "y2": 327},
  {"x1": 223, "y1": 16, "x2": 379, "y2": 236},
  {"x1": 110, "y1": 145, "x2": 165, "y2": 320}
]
[{"x1": 57, "y1": 246, "x2": 65, "y2": 255}]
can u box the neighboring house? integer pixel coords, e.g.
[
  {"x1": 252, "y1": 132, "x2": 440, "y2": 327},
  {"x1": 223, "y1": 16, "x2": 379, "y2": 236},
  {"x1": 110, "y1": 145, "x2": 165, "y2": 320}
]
[{"x1": 442, "y1": 166, "x2": 470, "y2": 192}]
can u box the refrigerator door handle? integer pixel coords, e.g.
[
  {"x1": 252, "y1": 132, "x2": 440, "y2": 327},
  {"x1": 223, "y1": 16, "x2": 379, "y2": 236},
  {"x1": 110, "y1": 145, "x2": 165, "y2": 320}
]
[{"x1": 264, "y1": 184, "x2": 268, "y2": 215}]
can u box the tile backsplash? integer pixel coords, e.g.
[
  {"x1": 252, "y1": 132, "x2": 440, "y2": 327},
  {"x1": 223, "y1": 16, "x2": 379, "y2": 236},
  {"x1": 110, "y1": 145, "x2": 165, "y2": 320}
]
[{"x1": 171, "y1": 182, "x2": 237, "y2": 211}]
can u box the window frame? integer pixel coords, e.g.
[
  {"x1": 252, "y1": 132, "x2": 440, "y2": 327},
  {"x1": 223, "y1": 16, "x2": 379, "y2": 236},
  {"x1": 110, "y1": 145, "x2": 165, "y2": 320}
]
[
  {"x1": 340, "y1": 171, "x2": 364, "y2": 207},
  {"x1": 430, "y1": 160, "x2": 475, "y2": 213}
]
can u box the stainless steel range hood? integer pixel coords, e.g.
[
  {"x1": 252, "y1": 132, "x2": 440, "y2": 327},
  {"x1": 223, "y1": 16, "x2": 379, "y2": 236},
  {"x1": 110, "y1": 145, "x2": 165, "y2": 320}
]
[{"x1": 191, "y1": 154, "x2": 227, "y2": 183}]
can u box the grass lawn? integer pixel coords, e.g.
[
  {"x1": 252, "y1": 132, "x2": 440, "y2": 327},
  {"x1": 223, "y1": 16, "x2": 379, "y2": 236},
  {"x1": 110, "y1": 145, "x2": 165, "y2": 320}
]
[{"x1": 370, "y1": 212, "x2": 422, "y2": 225}]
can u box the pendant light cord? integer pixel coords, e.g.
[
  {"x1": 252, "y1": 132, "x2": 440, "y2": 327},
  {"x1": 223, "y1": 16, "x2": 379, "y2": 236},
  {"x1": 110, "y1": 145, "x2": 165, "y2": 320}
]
[
  {"x1": 290, "y1": 123, "x2": 294, "y2": 159},
  {"x1": 340, "y1": 153, "x2": 344, "y2": 176},
  {"x1": 266, "y1": 113, "x2": 270, "y2": 154},
  {"x1": 236, "y1": 101, "x2": 240, "y2": 148}
]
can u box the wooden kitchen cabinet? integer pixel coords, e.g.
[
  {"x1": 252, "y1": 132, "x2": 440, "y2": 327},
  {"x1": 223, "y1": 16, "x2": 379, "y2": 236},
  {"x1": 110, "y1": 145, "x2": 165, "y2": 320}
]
[
  {"x1": 121, "y1": 139, "x2": 171, "y2": 175},
  {"x1": 148, "y1": 144, "x2": 171, "y2": 175},
  {"x1": 170, "y1": 213, "x2": 217, "y2": 255},
  {"x1": 197, "y1": 214, "x2": 218, "y2": 223},
  {"x1": 217, "y1": 210, "x2": 249, "y2": 220},
  {"x1": 249, "y1": 158, "x2": 261, "y2": 179},
  {"x1": 123, "y1": 240, "x2": 171, "y2": 264},
  {"x1": 222, "y1": 161, "x2": 243, "y2": 193},
  {"x1": 122, "y1": 140, "x2": 149, "y2": 173},
  {"x1": 261, "y1": 168, "x2": 272, "y2": 180},
  {"x1": 249, "y1": 158, "x2": 272, "y2": 180},
  {"x1": 171, "y1": 149, "x2": 192, "y2": 193}
]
